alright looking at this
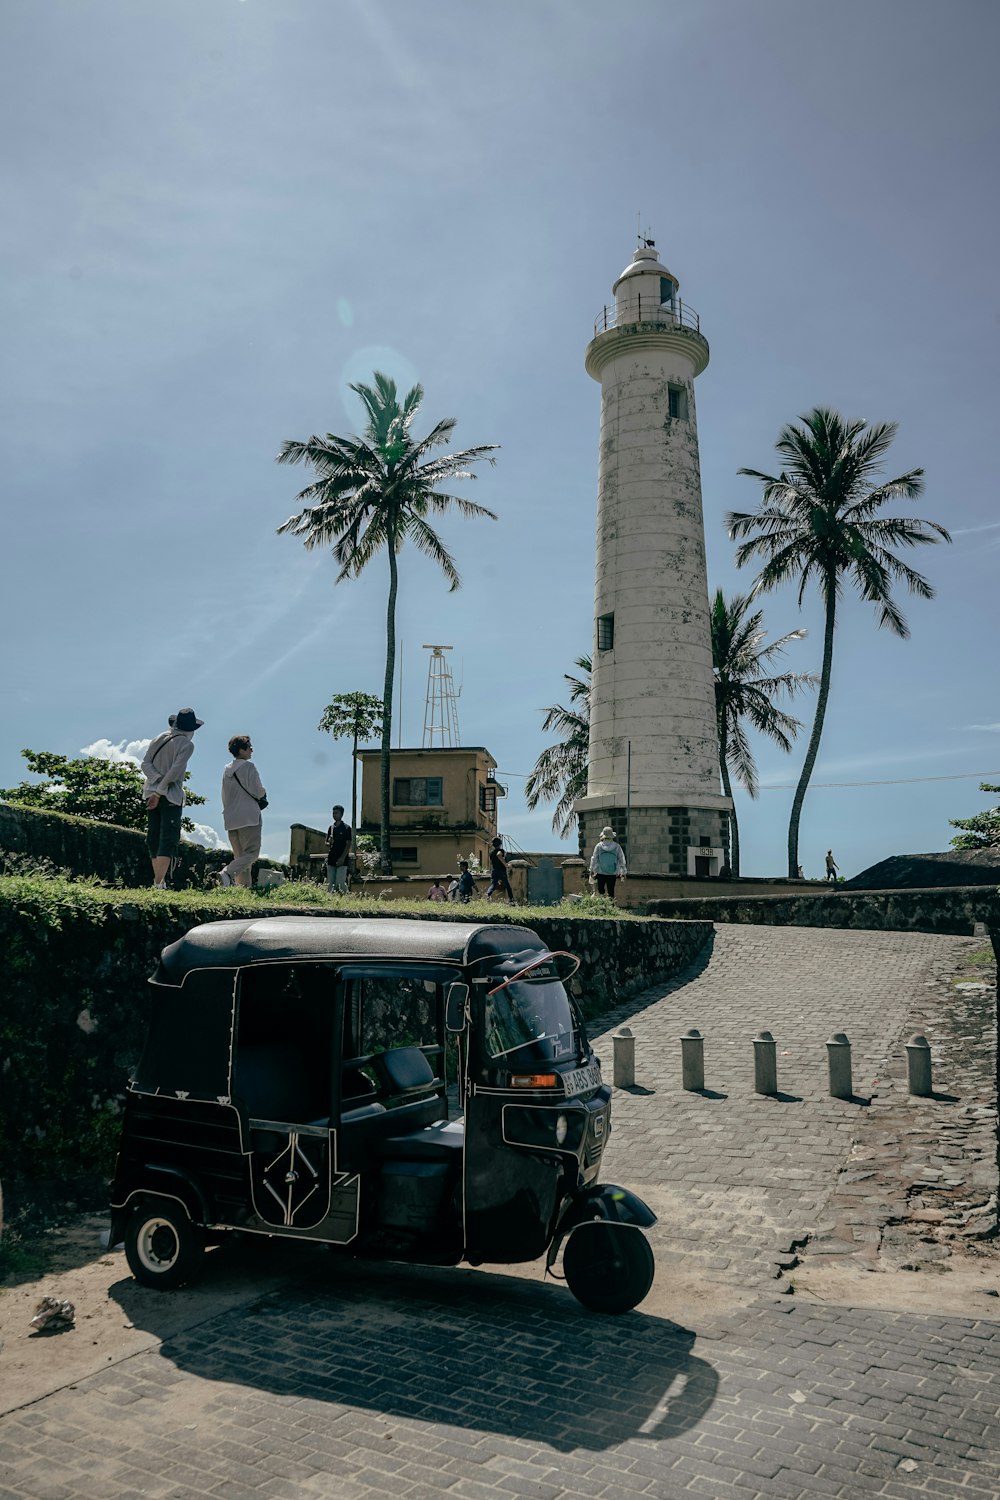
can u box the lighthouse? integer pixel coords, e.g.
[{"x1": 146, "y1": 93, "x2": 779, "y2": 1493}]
[{"x1": 574, "y1": 240, "x2": 732, "y2": 877}]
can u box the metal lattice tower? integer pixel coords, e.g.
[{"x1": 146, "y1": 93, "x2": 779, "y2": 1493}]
[{"x1": 422, "y1": 645, "x2": 461, "y2": 748}]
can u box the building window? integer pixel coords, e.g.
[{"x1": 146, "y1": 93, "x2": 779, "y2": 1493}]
[
  {"x1": 667, "y1": 385, "x2": 688, "y2": 420},
  {"x1": 597, "y1": 613, "x2": 615, "y2": 652},
  {"x1": 659, "y1": 276, "x2": 676, "y2": 305},
  {"x1": 389, "y1": 847, "x2": 419, "y2": 863},
  {"x1": 480, "y1": 783, "x2": 497, "y2": 815},
  {"x1": 393, "y1": 777, "x2": 443, "y2": 807}
]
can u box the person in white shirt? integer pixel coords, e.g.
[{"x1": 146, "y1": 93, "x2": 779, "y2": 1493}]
[
  {"x1": 141, "y1": 707, "x2": 203, "y2": 889},
  {"x1": 589, "y1": 826, "x2": 627, "y2": 899},
  {"x1": 219, "y1": 735, "x2": 267, "y2": 888}
]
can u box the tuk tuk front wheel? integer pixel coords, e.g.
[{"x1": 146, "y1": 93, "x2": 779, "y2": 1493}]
[
  {"x1": 563, "y1": 1222, "x2": 654, "y2": 1315},
  {"x1": 124, "y1": 1202, "x2": 204, "y2": 1290}
]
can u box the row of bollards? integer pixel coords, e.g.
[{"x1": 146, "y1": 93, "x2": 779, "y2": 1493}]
[{"x1": 612, "y1": 1028, "x2": 935, "y2": 1099}]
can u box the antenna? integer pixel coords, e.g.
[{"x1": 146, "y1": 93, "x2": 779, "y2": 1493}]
[
  {"x1": 422, "y1": 645, "x2": 461, "y2": 748},
  {"x1": 636, "y1": 209, "x2": 642, "y2": 247}
]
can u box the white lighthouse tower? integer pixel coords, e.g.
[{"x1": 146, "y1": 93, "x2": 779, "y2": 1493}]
[{"x1": 574, "y1": 239, "x2": 731, "y2": 877}]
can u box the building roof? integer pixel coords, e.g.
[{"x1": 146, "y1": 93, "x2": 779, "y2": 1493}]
[{"x1": 357, "y1": 745, "x2": 495, "y2": 757}]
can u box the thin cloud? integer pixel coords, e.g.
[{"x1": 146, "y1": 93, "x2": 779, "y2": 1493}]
[
  {"x1": 965, "y1": 722, "x2": 1000, "y2": 732},
  {"x1": 950, "y1": 521, "x2": 1000, "y2": 536}
]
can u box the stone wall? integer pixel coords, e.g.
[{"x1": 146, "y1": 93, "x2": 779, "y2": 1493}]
[
  {"x1": 0, "y1": 802, "x2": 285, "y2": 888},
  {"x1": 0, "y1": 883, "x2": 712, "y2": 1189},
  {"x1": 645, "y1": 885, "x2": 1000, "y2": 938}
]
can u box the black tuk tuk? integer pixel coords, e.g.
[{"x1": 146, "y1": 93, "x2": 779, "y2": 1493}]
[{"x1": 110, "y1": 916, "x2": 656, "y2": 1314}]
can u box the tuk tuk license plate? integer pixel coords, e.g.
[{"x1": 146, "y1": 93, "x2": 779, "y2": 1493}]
[{"x1": 562, "y1": 1062, "x2": 602, "y2": 1097}]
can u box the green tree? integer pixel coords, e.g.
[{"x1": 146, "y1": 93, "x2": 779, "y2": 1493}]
[
  {"x1": 317, "y1": 690, "x2": 383, "y2": 862},
  {"x1": 710, "y1": 590, "x2": 816, "y2": 877},
  {"x1": 728, "y1": 407, "x2": 950, "y2": 877},
  {"x1": 525, "y1": 656, "x2": 591, "y2": 839},
  {"x1": 0, "y1": 748, "x2": 206, "y2": 833},
  {"x1": 949, "y1": 783, "x2": 1000, "y2": 850},
  {"x1": 278, "y1": 373, "x2": 498, "y2": 873}
]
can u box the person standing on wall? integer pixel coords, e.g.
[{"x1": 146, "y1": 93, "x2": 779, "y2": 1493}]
[
  {"x1": 326, "y1": 804, "x2": 352, "y2": 891},
  {"x1": 219, "y1": 735, "x2": 267, "y2": 888},
  {"x1": 485, "y1": 836, "x2": 515, "y2": 905},
  {"x1": 825, "y1": 849, "x2": 839, "y2": 883},
  {"x1": 589, "y1": 825, "x2": 626, "y2": 899},
  {"x1": 141, "y1": 707, "x2": 203, "y2": 889}
]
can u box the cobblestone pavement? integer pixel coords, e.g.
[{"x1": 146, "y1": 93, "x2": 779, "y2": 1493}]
[
  {"x1": 591, "y1": 925, "x2": 996, "y2": 1293},
  {"x1": 1, "y1": 925, "x2": 997, "y2": 1500}
]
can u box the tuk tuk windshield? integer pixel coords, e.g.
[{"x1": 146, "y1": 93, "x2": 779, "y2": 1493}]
[{"x1": 482, "y1": 963, "x2": 580, "y2": 1064}]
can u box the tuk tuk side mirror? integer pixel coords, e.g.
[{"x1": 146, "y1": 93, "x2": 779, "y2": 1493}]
[{"x1": 445, "y1": 982, "x2": 470, "y2": 1033}]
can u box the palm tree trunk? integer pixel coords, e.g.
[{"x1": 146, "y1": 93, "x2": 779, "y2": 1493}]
[
  {"x1": 380, "y1": 543, "x2": 398, "y2": 875},
  {"x1": 787, "y1": 577, "x2": 836, "y2": 878},
  {"x1": 350, "y1": 727, "x2": 359, "y2": 875},
  {"x1": 719, "y1": 724, "x2": 740, "y2": 877}
]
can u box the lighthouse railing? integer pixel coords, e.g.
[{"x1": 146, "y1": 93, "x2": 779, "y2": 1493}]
[{"x1": 593, "y1": 296, "x2": 701, "y2": 337}]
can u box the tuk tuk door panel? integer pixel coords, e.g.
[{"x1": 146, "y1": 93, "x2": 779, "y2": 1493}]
[
  {"x1": 248, "y1": 1122, "x2": 335, "y2": 1231},
  {"x1": 461, "y1": 1090, "x2": 559, "y2": 1263}
]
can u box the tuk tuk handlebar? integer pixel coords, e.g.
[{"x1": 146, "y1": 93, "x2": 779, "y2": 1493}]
[{"x1": 485, "y1": 951, "x2": 581, "y2": 997}]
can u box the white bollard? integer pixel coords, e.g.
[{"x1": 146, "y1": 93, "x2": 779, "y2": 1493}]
[
  {"x1": 827, "y1": 1032, "x2": 853, "y2": 1099},
  {"x1": 613, "y1": 1027, "x2": 635, "y2": 1088},
  {"x1": 906, "y1": 1034, "x2": 933, "y2": 1097},
  {"x1": 681, "y1": 1029, "x2": 705, "y2": 1092},
  {"x1": 753, "y1": 1030, "x2": 778, "y2": 1096}
]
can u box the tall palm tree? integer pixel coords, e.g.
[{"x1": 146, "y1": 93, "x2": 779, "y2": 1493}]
[
  {"x1": 711, "y1": 590, "x2": 816, "y2": 877},
  {"x1": 728, "y1": 407, "x2": 950, "y2": 877},
  {"x1": 525, "y1": 656, "x2": 591, "y2": 839},
  {"x1": 278, "y1": 373, "x2": 498, "y2": 872}
]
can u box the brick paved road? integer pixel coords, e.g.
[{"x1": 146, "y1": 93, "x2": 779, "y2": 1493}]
[
  {"x1": 592, "y1": 926, "x2": 979, "y2": 1291},
  {"x1": 1, "y1": 925, "x2": 997, "y2": 1500}
]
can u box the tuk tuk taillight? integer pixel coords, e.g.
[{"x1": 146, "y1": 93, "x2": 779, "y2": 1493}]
[{"x1": 510, "y1": 1073, "x2": 558, "y2": 1089}]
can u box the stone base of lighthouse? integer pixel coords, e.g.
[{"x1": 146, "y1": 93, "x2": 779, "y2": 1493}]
[{"x1": 578, "y1": 803, "x2": 730, "y2": 878}]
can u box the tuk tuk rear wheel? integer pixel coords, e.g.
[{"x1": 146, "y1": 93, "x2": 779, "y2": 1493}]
[
  {"x1": 563, "y1": 1222, "x2": 654, "y2": 1315},
  {"x1": 124, "y1": 1202, "x2": 203, "y2": 1290}
]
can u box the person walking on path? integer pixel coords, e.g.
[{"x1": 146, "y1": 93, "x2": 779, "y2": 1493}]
[
  {"x1": 427, "y1": 879, "x2": 448, "y2": 902},
  {"x1": 456, "y1": 860, "x2": 479, "y2": 903},
  {"x1": 485, "y1": 836, "x2": 515, "y2": 905},
  {"x1": 326, "y1": 805, "x2": 352, "y2": 891},
  {"x1": 825, "y1": 849, "x2": 839, "y2": 883},
  {"x1": 141, "y1": 707, "x2": 203, "y2": 889},
  {"x1": 590, "y1": 825, "x2": 626, "y2": 899},
  {"x1": 219, "y1": 736, "x2": 267, "y2": 888}
]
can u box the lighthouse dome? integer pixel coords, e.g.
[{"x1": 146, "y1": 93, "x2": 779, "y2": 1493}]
[{"x1": 612, "y1": 243, "x2": 680, "y2": 296}]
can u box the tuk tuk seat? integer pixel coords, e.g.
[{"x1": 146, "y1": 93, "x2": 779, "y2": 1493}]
[
  {"x1": 372, "y1": 1046, "x2": 438, "y2": 1097},
  {"x1": 375, "y1": 1118, "x2": 465, "y2": 1164}
]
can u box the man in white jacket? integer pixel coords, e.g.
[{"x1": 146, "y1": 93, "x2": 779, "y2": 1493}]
[
  {"x1": 141, "y1": 707, "x2": 203, "y2": 889},
  {"x1": 219, "y1": 735, "x2": 267, "y2": 887}
]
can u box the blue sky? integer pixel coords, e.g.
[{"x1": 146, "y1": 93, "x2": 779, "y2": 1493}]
[{"x1": 1, "y1": 0, "x2": 997, "y2": 876}]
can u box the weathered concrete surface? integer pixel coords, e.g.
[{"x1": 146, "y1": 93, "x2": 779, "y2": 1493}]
[{"x1": 0, "y1": 925, "x2": 997, "y2": 1500}]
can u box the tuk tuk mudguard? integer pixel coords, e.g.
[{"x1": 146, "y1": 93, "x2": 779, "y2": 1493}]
[
  {"x1": 109, "y1": 1164, "x2": 209, "y2": 1247},
  {"x1": 546, "y1": 1183, "x2": 656, "y2": 1270}
]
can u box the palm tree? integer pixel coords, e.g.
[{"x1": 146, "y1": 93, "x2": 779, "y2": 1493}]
[
  {"x1": 525, "y1": 656, "x2": 591, "y2": 839},
  {"x1": 711, "y1": 590, "x2": 816, "y2": 877},
  {"x1": 278, "y1": 373, "x2": 498, "y2": 872},
  {"x1": 317, "y1": 690, "x2": 383, "y2": 869},
  {"x1": 728, "y1": 407, "x2": 950, "y2": 877}
]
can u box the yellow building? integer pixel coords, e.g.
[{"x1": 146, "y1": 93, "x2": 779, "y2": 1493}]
[{"x1": 289, "y1": 746, "x2": 506, "y2": 879}]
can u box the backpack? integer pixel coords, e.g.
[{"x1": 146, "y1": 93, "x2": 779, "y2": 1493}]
[{"x1": 597, "y1": 844, "x2": 619, "y2": 874}]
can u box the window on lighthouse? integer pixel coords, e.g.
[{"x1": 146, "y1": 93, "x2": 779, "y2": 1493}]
[
  {"x1": 659, "y1": 277, "x2": 676, "y2": 306},
  {"x1": 668, "y1": 385, "x2": 688, "y2": 420},
  {"x1": 597, "y1": 614, "x2": 615, "y2": 652}
]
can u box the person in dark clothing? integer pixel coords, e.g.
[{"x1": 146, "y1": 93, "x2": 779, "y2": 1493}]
[
  {"x1": 485, "y1": 836, "x2": 515, "y2": 904},
  {"x1": 456, "y1": 860, "x2": 478, "y2": 903},
  {"x1": 326, "y1": 805, "x2": 352, "y2": 891}
]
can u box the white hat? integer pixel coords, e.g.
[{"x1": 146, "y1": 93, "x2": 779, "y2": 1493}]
[{"x1": 600, "y1": 826, "x2": 616, "y2": 839}]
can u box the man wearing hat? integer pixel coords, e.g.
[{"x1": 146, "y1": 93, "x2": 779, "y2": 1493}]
[
  {"x1": 589, "y1": 825, "x2": 626, "y2": 899},
  {"x1": 141, "y1": 708, "x2": 203, "y2": 889}
]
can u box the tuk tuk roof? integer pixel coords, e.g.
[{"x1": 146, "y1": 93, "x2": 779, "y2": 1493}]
[{"x1": 154, "y1": 915, "x2": 549, "y2": 986}]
